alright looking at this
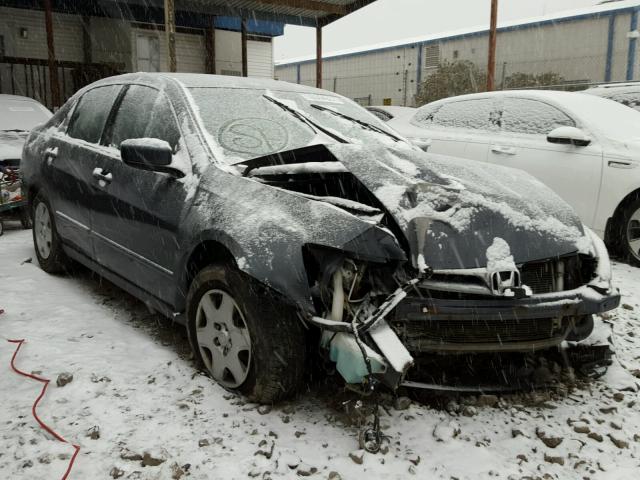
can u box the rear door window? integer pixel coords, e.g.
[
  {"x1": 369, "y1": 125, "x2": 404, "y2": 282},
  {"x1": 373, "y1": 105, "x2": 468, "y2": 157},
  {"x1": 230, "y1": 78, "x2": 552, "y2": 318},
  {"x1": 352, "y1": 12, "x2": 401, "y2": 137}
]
[
  {"x1": 107, "y1": 85, "x2": 181, "y2": 151},
  {"x1": 67, "y1": 85, "x2": 122, "y2": 144},
  {"x1": 501, "y1": 98, "x2": 575, "y2": 135},
  {"x1": 415, "y1": 99, "x2": 495, "y2": 131}
]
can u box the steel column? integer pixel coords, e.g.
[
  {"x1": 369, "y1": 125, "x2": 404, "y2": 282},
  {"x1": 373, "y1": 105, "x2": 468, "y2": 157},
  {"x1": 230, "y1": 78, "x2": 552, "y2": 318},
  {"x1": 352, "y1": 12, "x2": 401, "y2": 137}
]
[
  {"x1": 486, "y1": 0, "x2": 498, "y2": 91},
  {"x1": 164, "y1": 0, "x2": 177, "y2": 72},
  {"x1": 316, "y1": 24, "x2": 322, "y2": 88}
]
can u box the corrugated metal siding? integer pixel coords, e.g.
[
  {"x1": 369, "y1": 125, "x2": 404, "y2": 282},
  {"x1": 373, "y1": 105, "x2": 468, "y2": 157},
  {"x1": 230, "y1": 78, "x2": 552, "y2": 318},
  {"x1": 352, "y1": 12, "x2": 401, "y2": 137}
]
[
  {"x1": 247, "y1": 40, "x2": 274, "y2": 78},
  {"x1": 215, "y1": 29, "x2": 242, "y2": 76},
  {"x1": 0, "y1": 6, "x2": 83, "y2": 62},
  {"x1": 277, "y1": 10, "x2": 640, "y2": 106},
  {"x1": 176, "y1": 32, "x2": 206, "y2": 73}
]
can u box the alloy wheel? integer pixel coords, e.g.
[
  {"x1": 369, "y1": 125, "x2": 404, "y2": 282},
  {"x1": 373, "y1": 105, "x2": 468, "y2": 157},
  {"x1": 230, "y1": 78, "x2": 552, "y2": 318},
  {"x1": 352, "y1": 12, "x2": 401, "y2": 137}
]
[
  {"x1": 195, "y1": 289, "x2": 252, "y2": 388},
  {"x1": 628, "y1": 207, "x2": 640, "y2": 262},
  {"x1": 34, "y1": 202, "x2": 53, "y2": 260}
]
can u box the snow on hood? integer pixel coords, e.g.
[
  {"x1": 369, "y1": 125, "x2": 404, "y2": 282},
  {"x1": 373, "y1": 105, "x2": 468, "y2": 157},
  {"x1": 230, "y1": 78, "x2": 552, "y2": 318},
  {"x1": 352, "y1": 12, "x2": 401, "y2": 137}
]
[
  {"x1": 0, "y1": 131, "x2": 27, "y2": 161},
  {"x1": 325, "y1": 143, "x2": 588, "y2": 269}
]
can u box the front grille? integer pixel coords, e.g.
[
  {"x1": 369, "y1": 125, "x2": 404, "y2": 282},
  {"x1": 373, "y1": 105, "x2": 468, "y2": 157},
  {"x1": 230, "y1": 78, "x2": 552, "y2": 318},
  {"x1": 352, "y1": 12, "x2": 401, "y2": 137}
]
[
  {"x1": 394, "y1": 317, "x2": 570, "y2": 348},
  {"x1": 520, "y1": 261, "x2": 555, "y2": 294}
]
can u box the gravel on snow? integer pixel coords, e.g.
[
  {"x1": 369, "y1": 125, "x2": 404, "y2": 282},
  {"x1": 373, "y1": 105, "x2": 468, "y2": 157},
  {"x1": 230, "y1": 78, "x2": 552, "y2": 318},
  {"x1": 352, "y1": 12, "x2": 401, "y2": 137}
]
[{"x1": 1, "y1": 226, "x2": 639, "y2": 479}]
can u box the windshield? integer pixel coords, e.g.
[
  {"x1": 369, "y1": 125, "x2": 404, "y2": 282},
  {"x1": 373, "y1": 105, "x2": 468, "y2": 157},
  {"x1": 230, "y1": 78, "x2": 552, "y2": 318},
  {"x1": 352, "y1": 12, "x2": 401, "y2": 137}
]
[
  {"x1": 591, "y1": 89, "x2": 640, "y2": 112},
  {"x1": 573, "y1": 93, "x2": 640, "y2": 140},
  {"x1": 189, "y1": 87, "x2": 408, "y2": 162},
  {"x1": 0, "y1": 99, "x2": 52, "y2": 131}
]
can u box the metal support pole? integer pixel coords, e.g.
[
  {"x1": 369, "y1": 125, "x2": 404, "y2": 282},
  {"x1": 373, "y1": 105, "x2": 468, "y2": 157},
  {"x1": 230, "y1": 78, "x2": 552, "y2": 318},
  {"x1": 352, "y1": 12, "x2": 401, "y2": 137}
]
[
  {"x1": 205, "y1": 16, "x2": 216, "y2": 74},
  {"x1": 486, "y1": 0, "x2": 498, "y2": 91},
  {"x1": 241, "y1": 19, "x2": 248, "y2": 77},
  {"x1": 164, "y1": 0, "x2": 177, "y2": 72},
  {"x1": 82, "y1": 14, "x2": 92, "y2": 64},
  {"x1": 43, "y1": 0, "x2": 60, "y2": 108},
  {"x1": 316, "y1": 24, "x2": 323, "y2": 88}
]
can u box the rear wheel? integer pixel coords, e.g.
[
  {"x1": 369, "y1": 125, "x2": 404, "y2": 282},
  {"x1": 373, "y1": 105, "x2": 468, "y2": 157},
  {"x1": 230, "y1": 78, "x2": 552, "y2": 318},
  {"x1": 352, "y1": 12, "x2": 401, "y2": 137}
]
[
  {"x1": 32, "y1": 194, "x2": 71, "y2": 273},
  {"x1": 186, "y1": 264, "x2": 307, "y2": 403},
  {"x1": 621, "y1": 198, "x2": 640, "y2": 267}
]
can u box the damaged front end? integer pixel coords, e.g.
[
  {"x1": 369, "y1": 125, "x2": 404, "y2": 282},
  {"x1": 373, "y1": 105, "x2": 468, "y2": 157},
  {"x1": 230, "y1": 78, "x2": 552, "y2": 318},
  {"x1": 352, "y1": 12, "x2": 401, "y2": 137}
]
[
  {"x1": 304, "y1": 228, "x2": 619, "y2": 395},
  {"x1": 240, "y1": 143, "x2": 620, "y2": 396}
]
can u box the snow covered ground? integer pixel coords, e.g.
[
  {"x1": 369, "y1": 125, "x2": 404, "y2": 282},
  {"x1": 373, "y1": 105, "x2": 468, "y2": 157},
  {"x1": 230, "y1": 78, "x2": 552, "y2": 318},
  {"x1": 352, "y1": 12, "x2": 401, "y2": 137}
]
[{"x1": 1, "y1": 224, "x2": 639, "y2": 480}]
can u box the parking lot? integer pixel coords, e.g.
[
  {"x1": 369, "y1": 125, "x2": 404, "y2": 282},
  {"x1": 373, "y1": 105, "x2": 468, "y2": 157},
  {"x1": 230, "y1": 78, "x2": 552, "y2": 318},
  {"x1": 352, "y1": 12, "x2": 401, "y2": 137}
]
[{"x1": 1, "y1": 224, "x2": 639, "y2": 479}]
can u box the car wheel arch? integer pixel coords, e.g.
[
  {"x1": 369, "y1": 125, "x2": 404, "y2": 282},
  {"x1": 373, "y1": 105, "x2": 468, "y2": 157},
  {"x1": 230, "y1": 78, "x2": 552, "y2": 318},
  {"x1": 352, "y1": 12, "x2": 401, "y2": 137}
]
[{"x1": 606, "y1": 187, "x2": 640, "y2": 249}]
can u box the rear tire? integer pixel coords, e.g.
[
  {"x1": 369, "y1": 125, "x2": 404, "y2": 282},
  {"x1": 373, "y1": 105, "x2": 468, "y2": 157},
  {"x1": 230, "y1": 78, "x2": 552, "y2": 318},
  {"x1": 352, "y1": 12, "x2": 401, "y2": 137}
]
[
  {"x1": 620, "y1": 198, "x2": 640, "y2": 267},
  {"x1": 186, "y1": 264, "x2": 307, "y2": 404},
  {"x1": 32, "y1": 194, "x2": 71, "y2": 273}
]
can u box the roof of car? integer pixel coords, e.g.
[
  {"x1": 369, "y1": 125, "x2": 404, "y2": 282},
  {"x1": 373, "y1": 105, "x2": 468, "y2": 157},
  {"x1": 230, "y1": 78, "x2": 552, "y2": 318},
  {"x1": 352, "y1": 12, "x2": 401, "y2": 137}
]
[
  {"x1": 586, "y1": 82, "x2": 640, "y2": 90},
  {"x1": 417, "y1": 89, "x2": 623, "y2": 114},
  {"x1": 93, "y1": 72, "x2": 340, "y2": 97},
  {"x1": 0, "y1": 94, "x2": 44, "y2": 103}
]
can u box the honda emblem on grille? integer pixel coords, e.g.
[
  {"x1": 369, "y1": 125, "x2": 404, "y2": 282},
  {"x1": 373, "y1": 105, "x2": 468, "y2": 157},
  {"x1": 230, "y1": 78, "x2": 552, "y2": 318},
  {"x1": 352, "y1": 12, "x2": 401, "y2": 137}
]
[{"x1": 490, "y1": 270, "x2": 529, "y2": 298}]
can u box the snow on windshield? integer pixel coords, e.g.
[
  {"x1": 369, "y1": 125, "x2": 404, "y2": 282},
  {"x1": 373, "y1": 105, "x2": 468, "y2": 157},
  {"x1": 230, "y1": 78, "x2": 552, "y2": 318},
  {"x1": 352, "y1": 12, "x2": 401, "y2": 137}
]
[
  {"x1": 0, "y1": 99, "x2": 51, "y2": 131},
  {"x1": 189, "y1": 87, "x2": 406, "y2": 162}
]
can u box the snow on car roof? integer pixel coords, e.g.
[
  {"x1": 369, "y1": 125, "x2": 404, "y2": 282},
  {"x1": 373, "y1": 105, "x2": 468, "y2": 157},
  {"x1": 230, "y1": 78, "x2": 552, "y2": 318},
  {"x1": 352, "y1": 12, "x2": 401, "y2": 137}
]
[{"x1": 94, "y1": 72, "x2": 340, "y2": 97}]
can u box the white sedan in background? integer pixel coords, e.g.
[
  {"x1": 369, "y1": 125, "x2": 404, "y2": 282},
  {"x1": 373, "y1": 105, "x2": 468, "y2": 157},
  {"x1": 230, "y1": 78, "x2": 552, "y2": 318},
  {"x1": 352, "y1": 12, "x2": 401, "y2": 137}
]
[
  {"x1": 395, "y1": 90, "x2": 640, "y2": 265},
  {"x1": 583, "y1": 82, "x2": 640, "y2": 111}
]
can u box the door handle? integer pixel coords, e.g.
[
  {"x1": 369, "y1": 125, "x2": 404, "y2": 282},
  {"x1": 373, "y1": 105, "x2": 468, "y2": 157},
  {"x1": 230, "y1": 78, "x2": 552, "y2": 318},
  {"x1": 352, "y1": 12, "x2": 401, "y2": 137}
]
[
  {"x1": 44, "y1": 146, "x2": 58, "y2": 165},
  {"x1": 92, "y1": 167, "x2": 113, "y2": 185},
  {"x1": 608, "y1": 160, "x2": 635, "y2": 169},
  {"x1": 491, "y1": 145, "x2": 517, "y2": 155}
]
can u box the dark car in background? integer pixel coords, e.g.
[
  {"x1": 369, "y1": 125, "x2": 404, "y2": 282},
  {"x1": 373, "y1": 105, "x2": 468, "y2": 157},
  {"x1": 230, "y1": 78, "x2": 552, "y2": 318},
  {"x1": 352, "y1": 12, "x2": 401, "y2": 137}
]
[{"x1": 21, "y1": 73, "x2": 620, "y2": 402}]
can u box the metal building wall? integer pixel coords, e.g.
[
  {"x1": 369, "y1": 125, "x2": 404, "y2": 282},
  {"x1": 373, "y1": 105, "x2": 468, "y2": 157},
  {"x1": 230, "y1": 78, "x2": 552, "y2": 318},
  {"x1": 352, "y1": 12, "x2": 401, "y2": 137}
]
[{"x1": 276, "y1": 7, "x2": 640, "y2": 107}]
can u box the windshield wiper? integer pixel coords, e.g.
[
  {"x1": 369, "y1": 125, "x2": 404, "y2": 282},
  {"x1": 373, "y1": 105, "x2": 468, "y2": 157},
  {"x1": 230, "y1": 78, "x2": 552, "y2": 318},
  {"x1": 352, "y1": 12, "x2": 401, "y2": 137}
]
[
  {"x1": 263, "y1": 95, "x2": 348, "y2": 144},
  {"x1": 310, "y1": 104, "x2": 404, "y2": 143},
  {"x1": 0, "y1": 129, "x2": 28, "y2": 133}
]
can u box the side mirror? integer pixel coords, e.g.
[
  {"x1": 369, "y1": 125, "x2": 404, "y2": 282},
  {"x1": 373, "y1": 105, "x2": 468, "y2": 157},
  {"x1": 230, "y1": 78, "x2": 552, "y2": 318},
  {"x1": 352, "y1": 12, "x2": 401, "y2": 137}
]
[
  {"x1": 547, "y1": 126, "x2": 591, "y2": 147},
  {"x1": 121, "y1": 138, "x2": 183, "y2": 176}
]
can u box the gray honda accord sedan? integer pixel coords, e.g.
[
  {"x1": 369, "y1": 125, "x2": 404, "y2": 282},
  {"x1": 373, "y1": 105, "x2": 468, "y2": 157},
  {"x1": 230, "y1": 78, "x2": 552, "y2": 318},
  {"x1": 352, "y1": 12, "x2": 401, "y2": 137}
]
[{"x1": 21, "y1": 73, "x2": 620, "y2": 402}]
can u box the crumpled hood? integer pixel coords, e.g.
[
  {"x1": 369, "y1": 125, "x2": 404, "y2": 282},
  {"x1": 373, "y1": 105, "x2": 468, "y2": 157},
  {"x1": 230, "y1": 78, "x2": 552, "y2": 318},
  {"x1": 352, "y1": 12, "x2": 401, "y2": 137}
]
[
  {"x1": 325, "y1": 143, "x2": 589, "y2": 270},
  {"x1": 0, "y1": 131, "x2": 27, "y2": 161}
]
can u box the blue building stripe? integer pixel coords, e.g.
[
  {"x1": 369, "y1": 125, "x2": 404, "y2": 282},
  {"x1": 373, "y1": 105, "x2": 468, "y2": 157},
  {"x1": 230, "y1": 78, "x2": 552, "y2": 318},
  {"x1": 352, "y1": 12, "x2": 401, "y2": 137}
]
[
  {"x1": 605, "y1": 15, "x2": 616, "y2": 82},
  {"x1": 416, "y1": 42, "x2": 424, "y2": 86},
  {"x1": 296, "y1": 64, "x2": 301, "y2": 84},
  {"x1": 628, "y1": 8, "x2": 639, "y2": 81}
]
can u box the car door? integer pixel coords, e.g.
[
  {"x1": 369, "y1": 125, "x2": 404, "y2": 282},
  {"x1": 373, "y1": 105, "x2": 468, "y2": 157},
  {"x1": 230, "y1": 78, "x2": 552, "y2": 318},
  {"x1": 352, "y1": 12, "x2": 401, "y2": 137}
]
[
  {"x1": 411, "y1": 98, "x2": 496, "y2": 161},
  {"x1": 487, "y1": 97, "x2": 603, "y2": 227},
  {"x1": 90, "y1": 84, "x2": 191, "y2": 302},
  {"x1": 46, "y1": 84, "x2": 122, "y2": 256}
]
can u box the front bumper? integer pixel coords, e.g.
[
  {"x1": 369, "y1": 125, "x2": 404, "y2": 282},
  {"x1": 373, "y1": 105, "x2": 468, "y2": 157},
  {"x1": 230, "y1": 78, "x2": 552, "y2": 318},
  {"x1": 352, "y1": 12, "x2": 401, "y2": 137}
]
[{"x1": 392, "y1": 286, "x2": 621, "y2": 353}]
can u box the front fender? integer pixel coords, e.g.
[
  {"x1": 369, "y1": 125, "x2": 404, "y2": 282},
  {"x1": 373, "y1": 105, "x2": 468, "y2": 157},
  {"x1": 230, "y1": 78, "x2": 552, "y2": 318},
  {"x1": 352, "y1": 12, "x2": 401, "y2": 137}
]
[{"x1": 179, "y1": 167, "x2": 400, "y2": 313}]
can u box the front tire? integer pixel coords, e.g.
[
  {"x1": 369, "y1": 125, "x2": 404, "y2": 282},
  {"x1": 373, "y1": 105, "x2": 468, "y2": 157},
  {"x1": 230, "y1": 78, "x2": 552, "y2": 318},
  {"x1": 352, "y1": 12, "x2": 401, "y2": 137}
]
[
  {"x1": 32, "y1": 194, "x2": 70, "y2": 273},
  {"x1": 186, "y1": 265, "x2": 307, "y2": 404},
  {"x1": 621, "y1": 198, "x2": 640, "y2": 267}
]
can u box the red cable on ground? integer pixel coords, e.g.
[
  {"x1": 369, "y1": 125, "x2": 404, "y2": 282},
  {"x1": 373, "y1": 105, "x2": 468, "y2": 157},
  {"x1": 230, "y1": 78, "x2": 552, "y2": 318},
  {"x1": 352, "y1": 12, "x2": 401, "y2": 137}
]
[{"x1": 6, "y1": 336, "x2": 81, "y2": 479}]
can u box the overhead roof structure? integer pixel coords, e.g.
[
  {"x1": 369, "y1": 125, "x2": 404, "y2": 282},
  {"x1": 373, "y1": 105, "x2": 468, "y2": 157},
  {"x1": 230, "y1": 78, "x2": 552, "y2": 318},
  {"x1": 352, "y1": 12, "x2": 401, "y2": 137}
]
[
  {"x1": 169, "y1": 0, "x2": 376, "y2": 26},
  {"x1": 0, "y1": 0, "x2": 376, "y2": 27}
]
